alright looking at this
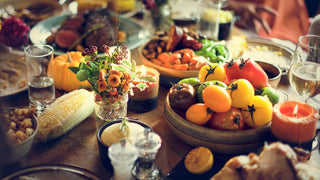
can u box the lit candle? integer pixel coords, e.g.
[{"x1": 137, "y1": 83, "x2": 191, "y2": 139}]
[
  {"x1": 271, "y1": 101, "x2": 319, "y2": 144},
  {"x1": 128, "y1": 65, "x2": 160, "y2": 113}
]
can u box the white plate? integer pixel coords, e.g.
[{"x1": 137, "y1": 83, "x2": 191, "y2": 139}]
[
  {"x1": 3, "y1": 164, "x2": 101, "y2": 180},
  {"x1": 0, "y1": 50, "x2": 27, "y2": 98},
  {"x1": 241, "y1": 37, "x2": 294, "y2": 73},
  {"x1": 29, "y1": 14, "x2": 147, "y2": 55}
]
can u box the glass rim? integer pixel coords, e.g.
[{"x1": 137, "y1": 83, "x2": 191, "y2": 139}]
[
  {"x1": 24, "y1": 44, "x2": 53, "y2": 57},
  {"x1": 298, "y1": 34, "x2": 320, "y2": 49}
]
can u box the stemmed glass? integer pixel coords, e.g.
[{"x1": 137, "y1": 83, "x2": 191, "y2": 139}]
[{"x1": 288, "y1": 34, "x2": 320, "y2": 108}]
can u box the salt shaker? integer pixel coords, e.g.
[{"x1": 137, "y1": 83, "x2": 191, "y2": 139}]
[
  {"x1": 108, "y1": 139, "x2": 139, "y2": 180},
  {"x1": 132, "y1": 128, "x2": 162, "y2": 179}
]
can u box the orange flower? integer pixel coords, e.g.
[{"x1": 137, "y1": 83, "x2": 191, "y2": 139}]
[
  {"x1": 110, "y1": 69, "x2": 123, "y2": 77},
  {"x1": 123, "y1": 72, "x2": 131, "y2": 81},
  {"x1": 97, "y1": 79, "x2": 107, "y2": 92},
  {"x1": 99, "y1": 70, "x2": 106, "y2": 80},
  {"x1": 123, "y1": 82, "x2": 130, "y2": 91},
  {"x1": 95, "y1": 94, "x2": 102, "y2": 102},
  {"x1": 108, "y1": 74, "x2": 121, "y2": 87}
]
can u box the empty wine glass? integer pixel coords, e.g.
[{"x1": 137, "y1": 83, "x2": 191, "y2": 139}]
[{"x1": 288, "y1": 34, "x2": 320, "y2": 108}]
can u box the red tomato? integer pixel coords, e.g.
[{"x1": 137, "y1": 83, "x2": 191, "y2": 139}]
[
  {"x1": 238, "y1": 58, "x2": 268, "y2": 89},
  {"x1": 224, "y1": 59, "x2": 240, "y2": 81},
  {"x1": 208, "y1": 107, "x2": 245, "y2": 130},
  {"x1": 208, "y1": 107, "x2": 244, "y2": 130}
]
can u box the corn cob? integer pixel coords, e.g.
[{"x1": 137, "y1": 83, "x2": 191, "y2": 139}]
[{"x1": 36, "y1": 89, "x2": 95, "y2": 142}]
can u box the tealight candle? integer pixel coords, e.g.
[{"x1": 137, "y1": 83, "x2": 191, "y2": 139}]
[
  {"x1": 271, "y1": 101, "x2": 319, "y2": 145},
  {"x1": 128, "y1": 65, "x2": 160, "y2": 113}
]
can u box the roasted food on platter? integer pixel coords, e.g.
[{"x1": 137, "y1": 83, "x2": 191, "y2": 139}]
[
  {"x1": 46, "y1": 8, "x2": 126, "y2": 52},
  {"x1": 211, "y1": 142, "x2": 320, "y2": 180},
  {"x1": 141, "y1": 25, "x2": 229, "y2": 71}
]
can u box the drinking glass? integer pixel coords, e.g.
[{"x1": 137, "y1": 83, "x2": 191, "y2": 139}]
[
  {"x1": 24, "y1": 45, "x2": 55, "y2": 114},
  {"x1": 196, "y1": 0, "x2": 225, "y2": 40},
  {"x1": 288, "y1": 35, "x2": 320, "y2": 108}
]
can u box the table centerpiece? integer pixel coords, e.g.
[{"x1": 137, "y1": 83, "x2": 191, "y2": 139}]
[{"x1": 69, "y1": 44, "x2": 152, "y2": 127}]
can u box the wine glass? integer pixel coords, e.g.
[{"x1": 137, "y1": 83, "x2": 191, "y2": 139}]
[{"x1": 288, "y1": 34, "x2": 320, "y2": 108}]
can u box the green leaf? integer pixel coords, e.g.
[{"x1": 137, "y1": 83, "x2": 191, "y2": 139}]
[
  {"x1": 68, "y1": 66, "x2": 79, "y2": 74},
  {"x1": 136, "y1": 83, "x2": 148, "y2": 91},
  {"x1": 139, "y1": 75, "x2": 157, "y2": 83},
  {"x1": 111, "y1": 64, "x2": 129, "y2": 72}
]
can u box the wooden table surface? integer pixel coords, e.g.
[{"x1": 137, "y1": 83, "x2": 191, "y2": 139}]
[
  {"x1": 1, "y1": 13, "x2": 319, "y2": 180},
  {"x1": 1, "y1": 45, "x2": 320, "y2": 179}
]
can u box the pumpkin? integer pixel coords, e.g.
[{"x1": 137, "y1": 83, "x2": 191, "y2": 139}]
[{"x1": 48, "y1": 51, "x2": 90, "y2": 92}]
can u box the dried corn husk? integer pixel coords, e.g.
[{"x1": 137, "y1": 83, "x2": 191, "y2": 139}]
[{"x1": 36, "y1": 89, "x2": 95, "y2": 142}]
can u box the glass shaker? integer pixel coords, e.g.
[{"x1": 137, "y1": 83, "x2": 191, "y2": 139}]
[
  {"x1": 132, "y1": 128, "x2": 162, "y2": 179},
  {"x1": 108, "y1": 139, "x2": 139, "y2": 180}
]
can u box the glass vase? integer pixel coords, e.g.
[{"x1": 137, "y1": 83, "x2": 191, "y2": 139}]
[{"x1": 95, "y1": 93, "x2": 129, "y2": 129}]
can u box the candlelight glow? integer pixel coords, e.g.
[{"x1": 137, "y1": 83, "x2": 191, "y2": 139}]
[{"x1": 293, "y1": 104, "x2": 298, "y2": 117}]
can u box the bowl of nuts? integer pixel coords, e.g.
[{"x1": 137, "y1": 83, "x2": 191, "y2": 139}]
[{"x1": 0, "y1": 107, "x2": 38, "y2": 164}]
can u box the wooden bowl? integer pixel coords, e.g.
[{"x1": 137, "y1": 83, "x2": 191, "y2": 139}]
[{"x1": 163, "y1": 94, "x2": 271, "y2": 155}]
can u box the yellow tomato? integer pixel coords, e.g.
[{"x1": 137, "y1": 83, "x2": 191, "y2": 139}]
[
  {"x1": 185, "y1": 103, "x2": 213, "y2": 125},
  {"x1": 227, "y1": 79, "x2": 254, "y2": 108},
  {"x1": 242, "y1": 95, "x2": 273, "y2": 127},
  {"x1": 202, "y1": 85, "x2": 231, "y2": 112},
  {"x1": 198, "y1": 64, "x2": 226, "y2": 83}
]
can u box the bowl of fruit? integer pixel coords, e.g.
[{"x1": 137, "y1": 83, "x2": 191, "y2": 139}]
[
  {"x1": 163, "y1": 58, "x2": 280, "y2": 154},
  {"x1": 140, "y1": 25, "x2": 229, "y2": 86}
]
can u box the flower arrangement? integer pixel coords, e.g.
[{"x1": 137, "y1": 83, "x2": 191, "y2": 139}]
[
  {"x1": 69, "y1": 44, "x2": 151, "y2": 104},
  {"x1": 143, "y1": 0, "x2": 168, "y2": 10},
  {"x1": 0, "y1": 16, "x2": 30, "y2": 49}
]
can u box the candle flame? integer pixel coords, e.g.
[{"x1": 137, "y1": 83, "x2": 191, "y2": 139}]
[{"x1": 293, "y1": 104, "x2": 298, "y2": 117}]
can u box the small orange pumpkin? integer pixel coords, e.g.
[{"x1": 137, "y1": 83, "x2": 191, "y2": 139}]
[{"x1": 48, "y1": 51, "x2": 90, "y2": 92}]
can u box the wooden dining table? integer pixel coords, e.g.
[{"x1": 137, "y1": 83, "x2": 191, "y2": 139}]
[
  {"x1": 1, "y1": 42, "x2": 320, "y2": 179},
  {"x1": 1, "y1": 8, "x2": 320, "y2": 179}
]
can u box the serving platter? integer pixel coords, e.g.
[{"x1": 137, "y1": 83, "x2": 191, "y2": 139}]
[
  {"x1": 0, "y1": 0, "x2": 63, "y2": 26},
  {"x1": 29, "y1": 14, "x2": 147, "y2": 55},
  {"x1": 0, "y1": 50, "x2": 27, "y2": 98},
  {"x1": 3, "y1": 164, "x2": 101, "y2": 180},
  {"x1": 241, "y1": 37, "x2": 294, "y2": 74}
]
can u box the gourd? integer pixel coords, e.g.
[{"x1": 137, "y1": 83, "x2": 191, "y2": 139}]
[{"x1": 48, "y1": 51, "x2": 90, "y2": 92}]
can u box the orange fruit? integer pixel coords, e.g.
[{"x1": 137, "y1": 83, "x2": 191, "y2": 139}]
[
  {"x1": 184, "y1": 146, "x2": 214, "y2": 174},
  {"x1": 185, "y1": 103, "x2": 213, "y2": 125},
  {"x1": 202, "y1": 85, "x2": 231, "y2": 112}
]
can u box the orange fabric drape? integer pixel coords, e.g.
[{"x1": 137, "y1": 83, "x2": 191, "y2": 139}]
[{"x1": 258, "y1": 0, "x2": 310, "y2": 43}]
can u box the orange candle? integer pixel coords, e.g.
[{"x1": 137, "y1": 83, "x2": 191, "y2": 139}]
[{"x1": 271, "y1": 101, "x2": 319, "y2": 144}]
